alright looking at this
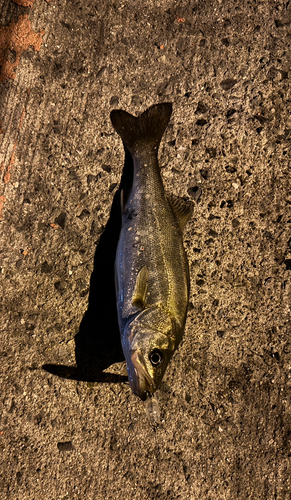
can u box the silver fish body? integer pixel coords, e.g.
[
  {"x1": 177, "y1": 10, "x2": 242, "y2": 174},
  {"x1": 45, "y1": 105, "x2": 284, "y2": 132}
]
[{"x1": 111, "y1": 103, "x2": 193, "y2": 400}]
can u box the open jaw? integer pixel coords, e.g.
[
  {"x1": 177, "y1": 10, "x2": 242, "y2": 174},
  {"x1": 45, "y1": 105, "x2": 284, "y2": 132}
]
[{"x1": 127, "y1": 350, "x2": 155, "y2": 401}]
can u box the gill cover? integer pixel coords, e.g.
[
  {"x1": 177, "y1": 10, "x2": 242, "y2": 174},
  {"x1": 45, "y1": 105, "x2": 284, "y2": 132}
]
[{"x1": 122, "y1": 307, "x2": 177, "y2": 400}]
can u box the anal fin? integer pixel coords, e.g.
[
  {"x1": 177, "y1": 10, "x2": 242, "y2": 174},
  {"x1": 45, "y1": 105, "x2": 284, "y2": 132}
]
[
  {"x1": 132, "y1": 266, "x2": 149, "y2": 309},
  {"x1": 167, "y1": 194, "x2": 194, "y2": 231}
]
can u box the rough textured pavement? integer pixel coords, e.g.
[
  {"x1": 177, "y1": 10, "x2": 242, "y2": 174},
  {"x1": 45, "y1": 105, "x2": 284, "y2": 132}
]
[{"x1": 1, "y1": 1, "x2": 291, "y2": 499}]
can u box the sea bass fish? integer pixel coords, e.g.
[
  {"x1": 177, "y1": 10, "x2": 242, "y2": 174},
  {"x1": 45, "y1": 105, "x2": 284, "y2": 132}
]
[{"x1": 110, "y1": 103, "x2": 193, "y2": 401}]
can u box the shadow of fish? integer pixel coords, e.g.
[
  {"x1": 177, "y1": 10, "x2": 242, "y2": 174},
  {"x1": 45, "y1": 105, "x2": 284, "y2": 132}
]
[{"x1": 111, "y1": 103, "x2": 193, "y2": 401}]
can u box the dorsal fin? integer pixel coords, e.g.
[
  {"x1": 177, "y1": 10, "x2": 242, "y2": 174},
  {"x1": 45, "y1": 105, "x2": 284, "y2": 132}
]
[
  {"x1": 132, "y1": 266, "x2": 149, "y2": 309},
  {"x1": 167, "y1": 194, "x2": 194, "y2": 231}
]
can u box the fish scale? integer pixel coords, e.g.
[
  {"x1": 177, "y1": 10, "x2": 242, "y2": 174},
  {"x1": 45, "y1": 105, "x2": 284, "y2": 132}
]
[{"x1": 119, "y1": 150, "x2": 186, "y2": 322}]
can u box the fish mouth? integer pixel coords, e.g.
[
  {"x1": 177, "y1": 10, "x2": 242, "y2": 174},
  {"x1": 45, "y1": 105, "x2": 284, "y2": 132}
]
[{"x1": 127, "y1": 351, "x2": 155, "y2": 401}]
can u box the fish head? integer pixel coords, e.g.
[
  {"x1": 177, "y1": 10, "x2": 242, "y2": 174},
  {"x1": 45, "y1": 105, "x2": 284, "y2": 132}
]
[{"x1": 122, "y1": 309, "x2": 178, "y2": 400}]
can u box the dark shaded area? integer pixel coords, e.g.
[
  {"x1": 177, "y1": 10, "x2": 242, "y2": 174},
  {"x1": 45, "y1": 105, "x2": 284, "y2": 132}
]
[
  {"x1": 54, "y1": 212, "x2": 66, "y2": 229},
  {"x1": 57, "y1": 441, "x2": 74, "y2": 452},
  {"x1": 43, "y1": 148, "x2": 134, "y2": 383},
  {"x1": 220, "y1": 78, "x2": 237, "y2": 90},
  {"x1": 187, "y1": 186, "x2": 202, "y2": 203}
]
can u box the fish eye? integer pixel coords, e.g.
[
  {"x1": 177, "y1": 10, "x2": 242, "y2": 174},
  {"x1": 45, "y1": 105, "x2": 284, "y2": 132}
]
[{"x1": 149, "y1": 349, "x2": 163, "y2": 366}]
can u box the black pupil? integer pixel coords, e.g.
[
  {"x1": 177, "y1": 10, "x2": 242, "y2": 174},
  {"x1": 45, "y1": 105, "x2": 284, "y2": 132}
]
[{"x1": 150, "y1": 350, "x2": 163, "y2": 366}]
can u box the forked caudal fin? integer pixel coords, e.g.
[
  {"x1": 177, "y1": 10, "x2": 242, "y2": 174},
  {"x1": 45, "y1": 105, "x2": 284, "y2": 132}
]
[{"x1": 110, "y1": 102, "x2": 172, "y2": 154}]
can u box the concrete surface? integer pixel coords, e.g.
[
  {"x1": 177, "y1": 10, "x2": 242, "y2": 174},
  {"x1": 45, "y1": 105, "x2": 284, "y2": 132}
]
[{"x1": 0, "y1": 0, "x2": 291, "y2": 499}]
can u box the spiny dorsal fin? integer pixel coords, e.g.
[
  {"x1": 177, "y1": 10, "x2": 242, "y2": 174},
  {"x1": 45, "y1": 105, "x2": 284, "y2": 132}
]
[
  {"x1": 168, "y1": 194, "x2": 194, "y2": 232},
  {"x1": 132, "y1": 266, "x2": 149, "y2": 309}
]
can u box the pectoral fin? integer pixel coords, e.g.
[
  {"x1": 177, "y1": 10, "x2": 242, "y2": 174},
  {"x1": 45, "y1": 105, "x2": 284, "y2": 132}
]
[
  {"x1": 168, "y1": 194, "x2": 194, "y2": 231},
  {"x1": 132, "y1": 266, "x2": 149, "y2": 309}
]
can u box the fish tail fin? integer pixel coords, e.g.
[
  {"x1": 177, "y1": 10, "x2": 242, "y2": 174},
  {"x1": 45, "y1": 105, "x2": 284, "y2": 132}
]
[{"x1": 110, "y1": 102, "x2": 172, "y2": 154}]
